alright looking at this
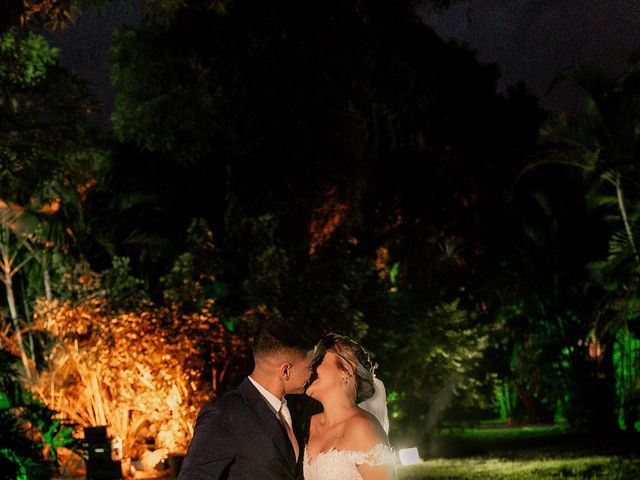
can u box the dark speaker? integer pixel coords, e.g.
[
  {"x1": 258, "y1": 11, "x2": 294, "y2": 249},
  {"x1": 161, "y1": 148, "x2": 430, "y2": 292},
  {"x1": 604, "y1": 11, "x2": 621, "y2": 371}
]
[
  {"x1": 84, "y1": 426, "x2": 108, "y2": 442},
  {"x1": 86, "y1": 459, "x2": 122, "y2": 480}
]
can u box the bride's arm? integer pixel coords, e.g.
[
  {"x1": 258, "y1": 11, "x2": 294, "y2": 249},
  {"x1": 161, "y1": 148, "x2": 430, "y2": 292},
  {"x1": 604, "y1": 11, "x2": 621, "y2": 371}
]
[{"x1": 344, "y1": 414, "x2": 397, "y2": 480}]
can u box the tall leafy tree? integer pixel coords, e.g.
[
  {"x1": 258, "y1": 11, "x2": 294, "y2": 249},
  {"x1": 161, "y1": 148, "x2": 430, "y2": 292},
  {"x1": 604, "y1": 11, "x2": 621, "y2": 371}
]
[
  {"x1": 109, "y1": 0, "x2": 544, "y2": 433},
  {"x1": 0, "y1": 26, "x2": 107, "y2": 375},
  {"x1": 509, "y1": 54, "x2": 640, "y2": 430}
]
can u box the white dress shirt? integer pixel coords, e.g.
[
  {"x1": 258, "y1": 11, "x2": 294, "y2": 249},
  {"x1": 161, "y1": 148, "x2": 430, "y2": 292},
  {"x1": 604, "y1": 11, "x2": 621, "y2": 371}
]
[
  {"x1": 248, "y1": 376, "x2": 283, "y2": 413},
  {"x1": 248, "y1": 376, "x2": 294, "y2": 430}
]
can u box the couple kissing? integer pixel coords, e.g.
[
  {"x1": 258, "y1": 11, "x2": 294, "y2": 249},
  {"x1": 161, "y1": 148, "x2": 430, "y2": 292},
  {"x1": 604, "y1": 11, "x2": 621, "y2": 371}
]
[{"x1": 178, "y1": 318, "x2": 396, "y2": 480}]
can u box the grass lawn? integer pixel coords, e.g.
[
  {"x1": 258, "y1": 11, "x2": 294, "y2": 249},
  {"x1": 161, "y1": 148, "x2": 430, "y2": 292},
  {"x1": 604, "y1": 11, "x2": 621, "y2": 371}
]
[
  {"x1": 392, "y1": 424, "x2": 640, "y2": 479},
  {"x1": 397, "y1": 456, "x2": 640, "y2": 479}
]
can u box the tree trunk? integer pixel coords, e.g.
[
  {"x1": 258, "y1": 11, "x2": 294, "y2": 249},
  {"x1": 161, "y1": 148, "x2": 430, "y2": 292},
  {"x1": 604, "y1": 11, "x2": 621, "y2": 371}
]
[
  {"x1": 5, "y1": 275, "x2": 31, "y2": 378},
  {"x1": 591, "y1": 334, "x2": 619, "y2": 432},
  {"x1": 42, "y1": 250, "x2": 52, "y2": 301},
  {"x1": 614, "y1": 171, "x2": 639, "y2": 263},
  {"x1": 1, "y1": 226, "x2": 32, "y2": 378},
  {"x1": 20, "y1": 276, "x2": 37, "y2": 367}
]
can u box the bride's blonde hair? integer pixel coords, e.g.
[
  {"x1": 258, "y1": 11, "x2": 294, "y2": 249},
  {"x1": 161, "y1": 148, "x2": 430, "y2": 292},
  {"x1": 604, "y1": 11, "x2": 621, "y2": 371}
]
[{"x1": 313, "y1": 333, "x2": 376, "y2": 403}]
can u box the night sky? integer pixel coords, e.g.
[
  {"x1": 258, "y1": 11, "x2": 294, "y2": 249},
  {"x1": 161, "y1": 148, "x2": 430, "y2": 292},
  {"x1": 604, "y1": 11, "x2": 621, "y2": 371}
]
[
  {"x1": 47, "y1": 0, "x2": 640, "y2": 126},
  {"x1": 43, "y1": 2, "x2": 142, "y2": 127},
  {"x1": 420, "y1": 0, "x2": 640, "y2": 115}
]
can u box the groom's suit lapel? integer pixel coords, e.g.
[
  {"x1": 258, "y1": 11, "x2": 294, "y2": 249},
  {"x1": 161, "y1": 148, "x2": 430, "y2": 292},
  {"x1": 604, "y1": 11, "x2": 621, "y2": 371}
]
[{"x1": 237, "y1": 378, "x2": 296, "y2": 472}]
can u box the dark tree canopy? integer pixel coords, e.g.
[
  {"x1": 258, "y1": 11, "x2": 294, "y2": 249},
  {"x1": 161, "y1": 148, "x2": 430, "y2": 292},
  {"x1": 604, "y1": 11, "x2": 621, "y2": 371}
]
[
  {"x1": 7, "y1": 0, "x2": 638, "y2": 448},
  {"x1": 101, "y1": 0, "x2": 550, "y2": 433}
]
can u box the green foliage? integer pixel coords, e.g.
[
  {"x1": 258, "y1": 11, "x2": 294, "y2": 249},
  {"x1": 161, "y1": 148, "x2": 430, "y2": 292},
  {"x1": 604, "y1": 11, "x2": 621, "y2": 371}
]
[
  {"x1": 53, "y1": 254, "x2": 149, "y2": 311},
  {"x1": 160, "y1": 217, "x2": 225, "y2": 309},
  {"x1": 21, "y1": 398, "x2": 77, "y2": 463},
  {"x1": 0, "y1": 28, "x2": 58, "y2": 87},
  {"x1": 508, "y1": 54, "x2": 640, "y2": 431},
  {"x1": 9, "y1": 0, "x2": 635, "y2": 446},
  {"x1": 110, "y1": 20, "x2": 224, "y2": 162},
  {"x1": 0, "y1": 444, "x2": 47, "y2": 480},
  {"x1": 493, "y1": 381, "x2": 516, "y2": 421},
  {"x1": 613, "y1": 330, "x2": 640, "y2": 431},
  {"x1": 0, "y1": 352, "x2": 63, "y2": 479},
  {"x1": 161, "y1": 252, "x2": 201, "y2": 303},
  {"x1": 0, "y1": 28, "x2": 100, "y2": 179},
  {"x1": 282, "y1": 225, "x2": 386, "y2": 342},
  {"x1": 105, "y1": 0, "x2": 546, "y2": 440},
  {"x1": 380, "y1": 299, "x2": 492, "y2": 438},
  {"x1": 237, "y1": 213, "x2": 290, "y2": 308},
  {"x1": 0, "y1": 26, "x2": 105, "y2": 229},
  {"x1": 0, "y1": 24, "x2": 108, "y2": 366},
  {"x1": 101, "y1": 256, "x2": 149, "y2": 309}
]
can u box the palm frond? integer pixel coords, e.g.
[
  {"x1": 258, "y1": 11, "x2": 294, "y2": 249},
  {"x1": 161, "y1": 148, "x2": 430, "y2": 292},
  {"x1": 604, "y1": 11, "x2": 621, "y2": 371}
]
[
  {"x1": 548, "y1": 63, "x2": 614, "y2": 119},
  {"x1": 608, "y1": 228, "x2": 633, "y2": 259},
  {"x1": 540, "y1": 115, "x2": 601, "y2": 154},
  {"x1": 585, "y1": 191, "x2": 617, "y2": 209}
]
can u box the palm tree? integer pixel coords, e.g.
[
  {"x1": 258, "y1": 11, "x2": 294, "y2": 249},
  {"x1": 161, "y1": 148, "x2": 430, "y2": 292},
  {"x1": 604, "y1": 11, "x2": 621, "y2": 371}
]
[
  {"x1": 0, "y1": 208, "x2": 34, "y2": 377},
  {"x1": 516, "y1": 54, "x2": 640, "y2": 430},
  {"x1": 543, "y1": 58, "x2": 640, "y2": 328},
  {"x1": 0, "y1": 197, "x2": 72, "y2": 377}
]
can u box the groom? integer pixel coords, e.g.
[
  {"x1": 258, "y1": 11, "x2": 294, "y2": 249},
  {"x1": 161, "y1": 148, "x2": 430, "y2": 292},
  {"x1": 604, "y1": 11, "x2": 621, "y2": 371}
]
[{"x1": 178, "y1": 318, "x2": 315, "y2": 480}]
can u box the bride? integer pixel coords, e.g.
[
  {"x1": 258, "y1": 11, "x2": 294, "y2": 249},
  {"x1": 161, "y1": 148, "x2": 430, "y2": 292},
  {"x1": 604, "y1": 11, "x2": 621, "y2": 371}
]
[{"x1": 303, "y1": 334, "x2": 396, "y2": 480}]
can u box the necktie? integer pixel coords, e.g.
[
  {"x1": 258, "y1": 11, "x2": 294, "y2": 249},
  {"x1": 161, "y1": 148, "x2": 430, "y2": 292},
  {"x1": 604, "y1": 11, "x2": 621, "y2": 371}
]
[{"x1": 278, "y1": 401, "x2": 299, "y2": 461}]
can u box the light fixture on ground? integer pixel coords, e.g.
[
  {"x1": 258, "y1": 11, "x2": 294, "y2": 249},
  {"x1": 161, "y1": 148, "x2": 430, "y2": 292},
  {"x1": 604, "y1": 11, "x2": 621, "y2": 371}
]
[
  {"x1": 398, "y1": 447, "x2": 421, "y2": 465},
  {"x1": 84, "y1": 426, "x2": 124, "y2": 479}
]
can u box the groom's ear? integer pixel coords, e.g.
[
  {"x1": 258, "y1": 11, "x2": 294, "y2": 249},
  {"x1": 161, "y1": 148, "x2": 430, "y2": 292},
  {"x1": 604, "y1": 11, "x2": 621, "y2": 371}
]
[{"x1": 281, "y1": 362, "x2": 293, "y2": 381}]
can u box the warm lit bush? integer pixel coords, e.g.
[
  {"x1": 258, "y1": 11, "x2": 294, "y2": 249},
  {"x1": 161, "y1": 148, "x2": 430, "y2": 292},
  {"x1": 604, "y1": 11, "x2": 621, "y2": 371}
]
[{"x1": 30, "y1": 298, "x2": 245, "y2": 459}]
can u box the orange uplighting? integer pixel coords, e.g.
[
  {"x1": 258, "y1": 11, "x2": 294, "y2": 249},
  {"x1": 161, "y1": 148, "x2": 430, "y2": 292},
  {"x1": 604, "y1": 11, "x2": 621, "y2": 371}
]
[
  {"x1": 77, "y1": 178, "x2": 97, "y2": 200},
  {"x1": 308, "y1": 186, "x2": 349, "y2": 255},
  {"x1": 30, "y1": 298, "x2": 245, "y2": 461},
  {"x1": 39, "y1": 197, "x2": 61, "y2": 214},
  {"x1": 375, "y1": 246, "x2": 390, "y2": 279},
  {"x1": 587, "y1": 336, "x2": 604, "y2": 361}
]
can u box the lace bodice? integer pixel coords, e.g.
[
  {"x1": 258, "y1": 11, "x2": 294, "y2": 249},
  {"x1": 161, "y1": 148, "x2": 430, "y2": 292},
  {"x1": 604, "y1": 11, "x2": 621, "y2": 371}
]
[{"x1": 303, "y1": 443, "x2": 395, "y2": 480}]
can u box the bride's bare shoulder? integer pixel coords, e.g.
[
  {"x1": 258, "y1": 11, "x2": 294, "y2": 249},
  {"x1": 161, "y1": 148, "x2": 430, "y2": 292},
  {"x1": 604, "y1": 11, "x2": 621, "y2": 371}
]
[{"x1": 342, "y1": 409, "x2": 387, "y2": 451}]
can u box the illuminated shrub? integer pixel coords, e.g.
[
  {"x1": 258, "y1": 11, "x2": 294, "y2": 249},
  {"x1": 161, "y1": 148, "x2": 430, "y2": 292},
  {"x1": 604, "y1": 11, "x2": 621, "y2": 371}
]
[{"x1": 31, "y1": 298, "x2": 245, "y2": 459}]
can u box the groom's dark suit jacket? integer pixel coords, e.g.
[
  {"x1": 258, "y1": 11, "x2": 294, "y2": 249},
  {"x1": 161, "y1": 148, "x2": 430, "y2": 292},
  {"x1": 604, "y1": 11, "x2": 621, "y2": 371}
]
[{"x1": 177, "y1": 378, "x2": 301, "y2": 480}]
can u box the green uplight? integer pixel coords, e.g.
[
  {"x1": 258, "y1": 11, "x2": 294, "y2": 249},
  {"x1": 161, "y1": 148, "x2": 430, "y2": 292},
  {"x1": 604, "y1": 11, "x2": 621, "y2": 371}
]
[{"x1": 613, "y1": 330, "x2": 640, "y2": 431}]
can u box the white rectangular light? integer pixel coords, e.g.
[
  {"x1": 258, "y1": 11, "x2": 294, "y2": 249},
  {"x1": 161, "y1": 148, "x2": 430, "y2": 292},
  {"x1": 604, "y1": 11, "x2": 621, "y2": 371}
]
[{"x1": 398, "y1": 447, "x2": 421, "y2": 465}]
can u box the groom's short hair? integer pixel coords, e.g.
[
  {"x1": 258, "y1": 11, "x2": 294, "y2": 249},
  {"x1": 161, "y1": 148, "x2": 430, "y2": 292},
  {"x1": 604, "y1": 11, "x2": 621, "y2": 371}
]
[{"x1": 253, "y1": 317, "x2": 314, "y2": 358}]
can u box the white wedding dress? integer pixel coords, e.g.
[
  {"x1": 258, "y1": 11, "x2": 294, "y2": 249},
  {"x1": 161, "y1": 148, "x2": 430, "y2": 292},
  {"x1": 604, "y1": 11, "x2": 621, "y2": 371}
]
[{"x1": 303, "y1": 443, "x2": 395, "y2": 480}]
